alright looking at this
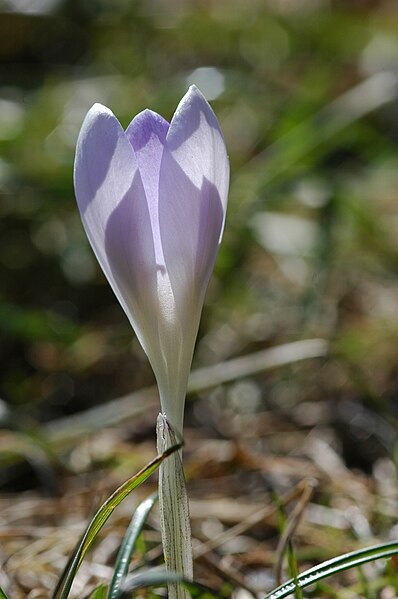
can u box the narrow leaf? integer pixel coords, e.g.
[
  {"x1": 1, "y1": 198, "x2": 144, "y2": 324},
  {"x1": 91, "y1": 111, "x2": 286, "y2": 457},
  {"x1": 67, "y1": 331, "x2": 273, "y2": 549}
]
[
  {"x1": 51, "y1": 444, "x2": 180, "y2": 599},
  {"x1": 183, "y1": 580, "x2": 229, "y2": 599},
  {"x1": 265, "y1": 540, "x2": 398, "y2": 599},
  {"x1": 89, "y1": 584, "x2": 108, "y2": 598},
  {"x1": 287, "y1": 542, "x2": 303, "y2": 599},
  {"x1": 119, "y1": 566, "x2": 220, "y2": 598},
  {"x1": 0, "y1": 587, "x2": 10, "y2": 599},
  {"x1": 108, "y1": 491, "x2": 158, "y2": 599}
]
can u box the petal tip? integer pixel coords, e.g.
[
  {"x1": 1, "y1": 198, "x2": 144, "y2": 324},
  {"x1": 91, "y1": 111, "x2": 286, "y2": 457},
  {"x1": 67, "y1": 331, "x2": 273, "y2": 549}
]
[
  {"x1": 187, "y1": 83, "x2": 200, "y2": 94},
  {"x1": 139, "y1": 108, "x2": 160, "y2": 118},
  {"x1": 77, "y1": 103, "x2": 117, "y2": 147},
  {"x1": 167, "y1": 84, "x2": 222, "y2": 149},
  {"x1": 131, "y1": 108, "x2": 169, "y2": 129},
  {"x1": 126, "y1": 108, "x2": 169, "y2": 151},
  {"x1": 86, "y1": 102, "x2": 114, "y2": 120},
  {"x1": 181, "y1": 84, "x2": 207, "y2": 107}
]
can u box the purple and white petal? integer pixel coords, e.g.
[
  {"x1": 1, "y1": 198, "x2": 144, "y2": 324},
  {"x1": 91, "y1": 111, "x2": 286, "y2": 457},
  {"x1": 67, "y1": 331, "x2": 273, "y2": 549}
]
[
  {"x1": 74, "y1": 103, "x2": 159, "y2": 360},
  {"x1": 126, "y1": 109, "x2": 169, "y2": 266},
  {"x1": 74, "y1": 89, "x2": 230, "y2": 435},
  {"x1": 159, "y1": 86, "x2": 229, "y2": 321},
  {"x1": 166, "y1": 86, "x2": 229, "y2": 217},
  {"x1": 126, "y1": 109, "x2": 169, "y2": 200}
]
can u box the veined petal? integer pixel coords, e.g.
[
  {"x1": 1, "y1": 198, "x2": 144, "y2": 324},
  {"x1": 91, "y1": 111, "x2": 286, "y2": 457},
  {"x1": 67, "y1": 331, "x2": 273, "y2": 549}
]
[
  {"x1": 126, "y1": 109, "x2": 169, "y2": 200},
  {"x1": 74, "y1": 103, "x2": 135, "y2": 222},
  {"x1": 126, "y1": 109, "x2": 186, "y2": 419},
  {"x1": 73, "y1": 103, "x2": 160, "y2": 361},
  {"x1": 73, "y1": 89, "x2": 230, "y2": 436},
  {"x1": 126, "y1": 109, "x2": 169, "y2": 267},
  {"x1": 159, "y1": 86, "x2": 229, "y2": 319},
  {"x1": 166, "y1": 85, "x2": 229, "y2": 218},
  {"x1": 155, "y1": 88, "x2": 229, "y2": 432},
  {"x1": 104, "y1": 182, "x2": 160, "y2": 362}
]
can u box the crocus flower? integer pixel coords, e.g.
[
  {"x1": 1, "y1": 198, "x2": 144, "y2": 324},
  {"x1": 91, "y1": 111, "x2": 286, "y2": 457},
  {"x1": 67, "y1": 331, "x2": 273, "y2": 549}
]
[{"x1": 74, "y1": 86, "x2": 229, "y2": 435}]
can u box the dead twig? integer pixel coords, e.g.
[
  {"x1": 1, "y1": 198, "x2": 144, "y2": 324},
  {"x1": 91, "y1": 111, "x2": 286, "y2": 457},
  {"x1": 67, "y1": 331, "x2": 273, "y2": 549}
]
[
  {"x1": 275, "y1": 478, "x2": 317, "y2": 585},
  {"x1": 193, "y1": 479, "x2": 313, "y2": 559}
]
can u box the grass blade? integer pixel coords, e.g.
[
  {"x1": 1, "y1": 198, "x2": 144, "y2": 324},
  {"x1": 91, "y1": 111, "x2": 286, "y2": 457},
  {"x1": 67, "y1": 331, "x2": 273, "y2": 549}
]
[
  {"x1": 286, "y1": 542, "x2": 303, "y2": 599},
  {"x1": 0, "y1": 588, "x2": 10, "y2": 599},
  {"x1": 89, "y1": 584, "x2": 108, "y2": 598},
  {"x1": 51, "y1": 444, "x2": 180, "y2": 599},
  {"x1": 119, "y1": 566, "x2": 221, "y2": 598},
  {"x1": 107, "y1": 491, "x2": 158, "y2": 599},
  {"x1": 265, "y1": 540, "x2": 398, "y2": 599}
]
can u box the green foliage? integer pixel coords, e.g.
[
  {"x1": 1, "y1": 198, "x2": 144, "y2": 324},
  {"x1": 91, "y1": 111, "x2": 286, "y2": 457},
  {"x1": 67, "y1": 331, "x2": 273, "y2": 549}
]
[
  {"x1": 51, "y1": 445, "x2": 180, "y2": 599},
  {"x1": 118, "y1": 567, "x2": 222, "y2": 598},
  {"x1": 90, "y1": 585, "x2": 108, "y2": 599},
  {"x1": 287, "y1": 542, "x2": 304, "y2": 599},
  {"x1": 0, "y1": 302, "x2": 82, "y2": 343},
  {"x1": 2, "y1": 2, "x2": 398, "y2": 597},
  {"x1": 108, "y1": 491, "x2": 158, "y2": 599},
  {"x1": 3, "y1": 0, "x2": 398, "y2": 423},
  {"x1": 264, "y1": 541, "x2": 398, "y2": 599}
]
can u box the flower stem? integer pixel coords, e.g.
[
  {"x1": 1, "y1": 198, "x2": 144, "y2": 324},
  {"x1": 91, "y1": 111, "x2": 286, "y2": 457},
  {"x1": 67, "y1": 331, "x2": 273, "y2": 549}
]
[{"x1": 156, "y1": 413, "x2": 193, "y2": 599}]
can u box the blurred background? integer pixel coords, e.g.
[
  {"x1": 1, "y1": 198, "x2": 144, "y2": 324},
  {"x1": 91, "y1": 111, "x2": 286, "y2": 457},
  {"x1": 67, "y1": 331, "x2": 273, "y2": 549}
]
[{"x1": 1, "y1": 0, "x2": 398, "y2": 596}]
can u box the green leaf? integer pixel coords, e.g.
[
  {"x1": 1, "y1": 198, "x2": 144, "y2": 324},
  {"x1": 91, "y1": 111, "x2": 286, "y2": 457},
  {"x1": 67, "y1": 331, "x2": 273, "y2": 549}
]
[
  {"x1": 287, "y1": 542, "x2": 303, "y2": 599},
  {"x1": 0, "y1": 302, "x2": 81, "y2": 344},
  {"x1": 51, "y1": 444, "x2": 181, "y2": 599},
  {"x1": 0, "y1": 587, "x2": 10, "y2": 599},
  {"x1": 183, "y1": 579, "x2": 229, "y2": 599},
  {"x1": 119, "y1": 566, "x2": 221, "y2": 598},
  {"x1": 108, "y1": 491, "x2": 158, "y2": 599},
  {"x1": 264, "y1": 540, "x2": 398, "y2": 599},
  {"x1": 120, "y1": 566, "x2": 182, "y2": 594},
  {"x1": 89, "y1": 584, "x2": 108, "y2": 598}
]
